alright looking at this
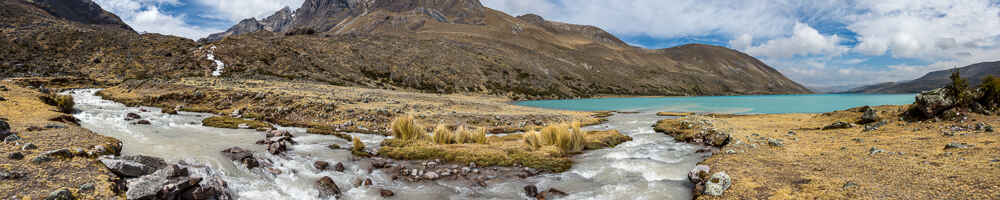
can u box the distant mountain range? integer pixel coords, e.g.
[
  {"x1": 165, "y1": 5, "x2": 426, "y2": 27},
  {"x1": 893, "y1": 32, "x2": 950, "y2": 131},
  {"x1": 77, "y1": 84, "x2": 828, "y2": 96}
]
[
  {"x1": 846, "y1": 61, "x2": 1000, "y2": 94},
  {"x1": 1, "y1": 0, "x2": 812, "y2": 99}
]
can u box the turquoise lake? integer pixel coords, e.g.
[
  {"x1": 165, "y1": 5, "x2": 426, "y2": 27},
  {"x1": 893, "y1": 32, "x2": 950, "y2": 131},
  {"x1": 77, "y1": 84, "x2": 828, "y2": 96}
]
[{"x1": 515, "y1": 94, "x2": 917, "y2": 114}]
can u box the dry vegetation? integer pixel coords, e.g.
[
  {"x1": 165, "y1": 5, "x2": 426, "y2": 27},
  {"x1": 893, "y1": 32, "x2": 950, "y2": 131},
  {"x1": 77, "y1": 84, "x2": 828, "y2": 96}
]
[
  {"x1": 661, "y1": 106, "x2": 1000, "y2": 199},
  {"x1": 379, "y1": 116, "x2": 631, "y2": 172},
  {"x1": 0, "y1": 80, "x2": 123, "y2": 199},
  {"x1": 96, "y1": 78, "x2": 600, "y2": 136},
  {"x1": 201, "y1": 116, "x2": 273, "y2": 130}
]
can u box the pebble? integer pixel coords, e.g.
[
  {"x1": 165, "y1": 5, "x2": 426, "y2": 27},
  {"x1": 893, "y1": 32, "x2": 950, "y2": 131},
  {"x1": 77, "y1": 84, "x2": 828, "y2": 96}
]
[
  {"x1": 944, "y1": 143, "x2": 970, "y2": 149},
  {"x1": 868, "y1": 147, "x2": 885, "y2": 155}
]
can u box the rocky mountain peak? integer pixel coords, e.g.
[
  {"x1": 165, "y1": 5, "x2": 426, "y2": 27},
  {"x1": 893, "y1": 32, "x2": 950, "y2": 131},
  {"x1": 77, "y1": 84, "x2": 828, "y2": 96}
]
[{"x1": 27, "y1": 0, "x2": 133, "y2": 31}]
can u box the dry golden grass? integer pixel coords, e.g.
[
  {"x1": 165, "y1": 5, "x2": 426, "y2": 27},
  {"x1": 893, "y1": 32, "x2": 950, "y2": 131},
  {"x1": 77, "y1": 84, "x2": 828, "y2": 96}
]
[
  {"x1": 679, "y1": 105, "x2": 1000, "y2": 200},
  {"x1": 391, "y1": 115, "x2": 425, "y2": 140},
  {"x1": 0, "y1": 80, "x2": 122, "y2": 199},
  {"x1": 351, "y1": 136, "x2": 367, "y2": 156},
  {"x1": 431, "y1": 124, "x2": 454, "y2": 144},
  {"x1": 379, "y1": 118, "x2": 631, "y2": 172}
]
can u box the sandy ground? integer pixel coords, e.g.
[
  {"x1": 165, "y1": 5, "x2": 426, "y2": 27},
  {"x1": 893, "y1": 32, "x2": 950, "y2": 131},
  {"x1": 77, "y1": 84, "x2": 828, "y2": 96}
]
[
  {"x1": 668, "y1": 105, "x2": 1000, "y2": 199},
  {"x1": 0, "y1": 80, "x2": 123, "y2": 199}
]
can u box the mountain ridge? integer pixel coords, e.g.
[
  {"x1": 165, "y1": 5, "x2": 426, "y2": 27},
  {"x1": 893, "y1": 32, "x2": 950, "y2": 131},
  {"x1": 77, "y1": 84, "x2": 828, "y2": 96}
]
[{"x1": 847, "y1": 61, "x2": 1000, "y2": 94}]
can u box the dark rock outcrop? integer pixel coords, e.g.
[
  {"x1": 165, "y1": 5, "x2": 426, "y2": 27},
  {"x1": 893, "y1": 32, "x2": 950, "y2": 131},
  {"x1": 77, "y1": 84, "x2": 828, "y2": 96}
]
[
  {"x1": 125, "y1": 161, "x2": 232, "y2": 200},
  {"x1": 99, "y1": 155, "x2": 168, "y2": 178},
  {"x1": 28, "y1": 0, "x2": 134, "y2": 31},
  {"x1": 220, "y1": 147, "x2": 260, "y2": 169}
]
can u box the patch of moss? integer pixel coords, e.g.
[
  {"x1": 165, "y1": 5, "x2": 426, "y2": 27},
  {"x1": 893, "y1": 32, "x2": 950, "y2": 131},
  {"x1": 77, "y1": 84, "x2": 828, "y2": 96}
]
[{"x1": 201, "y1": 116, "x2": 273, "y2": 129}]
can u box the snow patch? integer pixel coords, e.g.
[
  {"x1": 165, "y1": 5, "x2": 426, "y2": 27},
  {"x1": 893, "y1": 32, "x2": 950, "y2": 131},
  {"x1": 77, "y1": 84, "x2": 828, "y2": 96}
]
[{"x1": 205, "y1": 46, "x2": 225, "y2": 77}]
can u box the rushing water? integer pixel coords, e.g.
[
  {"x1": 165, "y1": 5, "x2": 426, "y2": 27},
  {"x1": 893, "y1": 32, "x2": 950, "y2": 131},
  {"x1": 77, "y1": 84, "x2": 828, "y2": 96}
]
[
  {"x1": 69, "y1": 89, "x2": 706, "y2": 199},
  {"x1": 70, "y1": 89, "x2": 914, "y2": 200},
  {"x1": 514, "y1": 94, "x2": 916, "y2": 113}
]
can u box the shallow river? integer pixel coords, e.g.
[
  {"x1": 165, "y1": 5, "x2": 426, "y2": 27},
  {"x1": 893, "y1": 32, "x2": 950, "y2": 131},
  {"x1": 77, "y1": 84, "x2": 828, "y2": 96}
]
[{"x1": 69, "y1": 89, "x2": 707, "y2": 199}]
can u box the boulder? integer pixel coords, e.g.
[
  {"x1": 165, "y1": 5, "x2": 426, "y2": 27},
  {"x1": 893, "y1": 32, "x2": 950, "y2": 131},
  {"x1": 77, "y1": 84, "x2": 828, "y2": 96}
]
[
  {"x1": 125, "y1": 113, "x2": 142, "y2": 121},
  {"x1": 858, "y1": 107, "x2": 880, "y2": 124},
  {"x1": 133, "y1": 120, "x2": 151, "y2": 125},
  {"x1": 334, "y1": 162, "x2": 345, "y2": 172},
  {"x1": 703, "y1": 172, "x2": 731, "y2": 196},
  {"x1": 906, "y1": 88, "x2": 955, "y2": 119},
  {"x1": 221, "y1": 147, "x2": 260, "y2": 169},
  {"x1": 314, "y1": 161, "x2": 330, "y2": 170},
  {"x1": 8, "y1": 152, "x2": 24, "y2": 160},
  {"x1": 126, "y1": 162, "x2": 232, "y2": 200},
  {"x1": 688, "y1": 165, "x2": 711, "y2": 183},
  {"x1": 523, "y1": 185, "x2": 539, "y2": 198},
  {"x1": 99, "y1": 155, "x2": 167, "y2": 178},
  {"x1": 380, "y1": 189, "x2": 395, "y2": 197},
  {"x1": 316, "y1": 176, "x2": 342, "y2": 199}
]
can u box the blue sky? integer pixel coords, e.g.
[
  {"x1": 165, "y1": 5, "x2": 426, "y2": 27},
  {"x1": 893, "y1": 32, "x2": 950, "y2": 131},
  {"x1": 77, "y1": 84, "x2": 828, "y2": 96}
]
[{"x1": 93, "y1": 0, "x2": 1000, "y2": 89}]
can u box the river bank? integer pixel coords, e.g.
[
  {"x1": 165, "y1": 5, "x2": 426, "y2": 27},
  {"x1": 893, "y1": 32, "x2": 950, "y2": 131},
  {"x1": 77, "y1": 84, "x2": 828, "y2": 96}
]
[
  {"x1": 0, "y1": 80, "x2": 124, "y2": 199},
  {"x1": 657, "y1": 105, "x2": 1000, "y2": 199}
]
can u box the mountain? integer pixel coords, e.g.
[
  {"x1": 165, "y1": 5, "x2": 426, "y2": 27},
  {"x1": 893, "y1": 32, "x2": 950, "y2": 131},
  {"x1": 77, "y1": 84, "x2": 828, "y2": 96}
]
[
  {"x1": 847, "y1": 61, "x2": 1000, "y2": 94},
  {"x1": 198, "y1": 0, "x2": 810, "y2": 99},
  {"x1": 1, "y1": 0, "x2": 202, "y2": 81}
]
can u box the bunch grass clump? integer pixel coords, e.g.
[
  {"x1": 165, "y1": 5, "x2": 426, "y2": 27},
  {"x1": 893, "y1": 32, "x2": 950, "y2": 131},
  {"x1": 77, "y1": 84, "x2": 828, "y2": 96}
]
[
  {"x1": 40, "y1": 94, "x2": 75, "y2": 113},
  {"x1": 432, "y1": 124, "x2": 454, "y2": 144},
  {"x1": 527, "y1": 122, "x2": 587, "y2": 153},
  {"x1": 391, "y1": 115, "x2": 425, "y2": 141}
]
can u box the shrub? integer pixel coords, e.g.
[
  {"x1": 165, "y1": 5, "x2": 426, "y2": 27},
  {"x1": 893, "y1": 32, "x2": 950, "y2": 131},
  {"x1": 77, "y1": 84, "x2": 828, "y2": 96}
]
[
  {"x1": 39, "y1": 94, "x2": 75, "y2": 113},
  {"x1": 391, "y1": 115, "x2": 425, "y2": 140},
  {"x1": 53, "y1": 94, "x2": 75, "y2": 113},
  {"x1": 946, "y1": 69, "x2": 970, "y2": 106},
  {"x1": 432, "y1": 124, "x2": 454, "y2": 144},
  {"x1": 980, "y1": 75, "x2": 1000, "y2": 106}
]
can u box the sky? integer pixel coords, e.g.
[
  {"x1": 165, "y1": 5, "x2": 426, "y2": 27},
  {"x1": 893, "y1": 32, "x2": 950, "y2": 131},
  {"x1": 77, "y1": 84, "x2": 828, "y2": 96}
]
[{"x1": 92, "y1": 0, "x2": 1000, "y2": 88}]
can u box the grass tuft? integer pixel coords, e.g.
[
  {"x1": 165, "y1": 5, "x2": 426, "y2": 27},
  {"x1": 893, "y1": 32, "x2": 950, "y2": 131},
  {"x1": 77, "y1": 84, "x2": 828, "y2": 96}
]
[
  {"x1": 391, "y1": 115, "x2": 425, "y2": 140},
  {"x1": 352, "y1": 136, "x2": 368, "y2": 157},
  {"x1": 432, "y1": 124, "x2": 454, "y2": 144},
  {"x1": 202, "y1": 116, "x2": 273, "y2": 129},
  {"x1": 40, "y1": 94, "x2": 75, "y2": 113}
]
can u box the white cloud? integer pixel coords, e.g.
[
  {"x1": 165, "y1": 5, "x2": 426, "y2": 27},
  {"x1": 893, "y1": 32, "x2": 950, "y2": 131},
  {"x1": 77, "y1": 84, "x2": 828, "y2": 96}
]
[
  {"x1": 95, "y1": 0, "x2": 221, "y2": 39},
  {"x1": 192, "y1": 0, "x2": 304, "y2": 21},
  {"x1": 739, "y1": 23, "x2": 849, "y2": 59}
]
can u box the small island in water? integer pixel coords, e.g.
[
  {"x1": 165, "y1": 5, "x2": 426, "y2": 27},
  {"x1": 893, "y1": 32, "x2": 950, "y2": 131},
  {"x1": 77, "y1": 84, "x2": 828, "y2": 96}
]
[{"x1": 1, "y1": 0, "x2": 999, "y2": 199}]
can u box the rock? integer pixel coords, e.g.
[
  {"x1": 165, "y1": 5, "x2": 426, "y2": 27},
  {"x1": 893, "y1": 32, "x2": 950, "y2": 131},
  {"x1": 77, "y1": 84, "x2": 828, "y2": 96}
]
[
  {"x1": 524, "y1": 185, "x2": 539, "y2": 198},
  {"x1": 843, "y1": 181, "x2": 858, "y2": 189},
  {"x1": 363, "y1": 178, "x2": 373, "y2": 186},
  {"x1": 725, "y1": 149, "x2": 737, "y2": 154},
  {"x1": 133, "y1": 120, "x2": 151, "y2": 125},
  {"x1": 858, "y1": 106, "x2": 880, "y2": 124},
  {"x1": 314, "y1": 161, "x2": 330, "y2": 170},
  {"x1": 767, "y1": 138, "x2": 784, "y2": 147},
  {"x1": 545, "y1": 188, "x2": 568, "y2": 197},
  {"x1": 0, "y1": 96, "x2": 5, "y2": 101},
  {"x1": 221, "y1": 147, "x2": 260, "y2": 169},
  {"x1": 125, "y1": 113, "x2": 141, "y2": 121},
  {"x1": 822, "y1": 122, "x2": 853, "y2": 130},
  {"x1": 99, "y1": 155, "x2": 167, "y2": 178},
  {"x1": 0, "y1": 169, "x2": 24, "y2": 180},
  {"x1": 45, "y1": 123, "x2": 67, "y2": 129},
  {"x1": 334, "y1": 162, "x2": 345, "y2": 172},
  {"x1": 45, "y1": 188, "x2": 74, "y2": 200},
  {"x1": 380, "y1": 189, "x2": 395, "y2": 197},
  {"x1": 869, "y1": 147, "x2": 885, "y2": 155},
  {"x1": 688, "y1": 165, "x2": 711, "y2": 183},
  {"x1": 8, "y1": 152, "x2": 24, "y2": 160},
  {"x1": 4, "y1": 134, "x2": 21, "y2": 143},
  {"x1": 31, "y1": 155, "x2": 53, "y2": 163},
  {"x1": 22, "y1": 143, "x2": 37, "y2": 150},
  {"x1": 703, "y1": 172, "x2": 732, "y2": 196},
  {"x1": 42, "y1": 149, "x2": 74, "y2": 158},
  {"x1": 0, "y1": 119, "x2": 10, "y2": 135},
  {"x1": 907, "y1": 88, "x2": 956, "y2": 119},
  {"x1": 988, "y1": 126, "x2": 995, "y2": 133},
  {"x1": 944, "y1": 142, "x2": 971, "y2": 149},
  {"x1": 422, "y1": 171, "x2": 440, "y2": 180},
  {"x1": 126, "y1": 162, "x2": 232, "y2": 200},
  {"x1": 79, "y1": 183, "x2": 95, "y2": 192},
  {"x1": 316, "y1": 176, "x2": 342, "y2": 198}
]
